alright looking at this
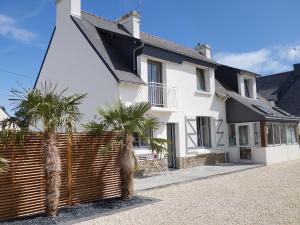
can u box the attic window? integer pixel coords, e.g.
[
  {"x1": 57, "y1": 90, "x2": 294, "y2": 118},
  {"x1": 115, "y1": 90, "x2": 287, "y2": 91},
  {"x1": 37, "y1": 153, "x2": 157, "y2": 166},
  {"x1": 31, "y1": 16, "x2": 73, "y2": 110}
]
[
  {"x1": 273, "y1": 107, "x2": 290, "y2": 116},
  {"x1": 252, "y1": 105, "x2": 273, "y2": 115},
  {"x1": 244, "y1": 79, "x2": 251, "y2": 97}
]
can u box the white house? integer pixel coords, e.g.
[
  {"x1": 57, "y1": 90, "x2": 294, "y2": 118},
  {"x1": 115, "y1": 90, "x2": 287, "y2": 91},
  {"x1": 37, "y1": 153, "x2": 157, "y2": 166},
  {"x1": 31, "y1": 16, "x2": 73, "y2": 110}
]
[
  {"x1": 0, "y1": 107, "x2": 8, "y2": 122},
  {"x1": 35, "y1": 0, "x2": 300, "y2": 168}
]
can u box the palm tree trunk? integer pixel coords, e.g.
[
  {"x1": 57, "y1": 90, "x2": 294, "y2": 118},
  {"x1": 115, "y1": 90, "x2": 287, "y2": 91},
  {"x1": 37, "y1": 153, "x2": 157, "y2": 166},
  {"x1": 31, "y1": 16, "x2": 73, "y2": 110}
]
[
  {"x1": 119, "y1": 134, "x2": 135, "y2": 200},
  {"x1": 42, "y1": 132, "x2": 61, "y2": 217}
]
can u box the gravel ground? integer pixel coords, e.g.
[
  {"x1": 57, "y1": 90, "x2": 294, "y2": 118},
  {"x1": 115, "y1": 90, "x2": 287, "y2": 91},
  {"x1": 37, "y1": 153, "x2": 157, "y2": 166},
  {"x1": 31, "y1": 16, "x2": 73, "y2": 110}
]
[
  {"x1": 0, "y1": 196, "x2": 154, "y2": 225},
  {"x1": 76, "y1": 160, "x2": 300, "y2": 225}
]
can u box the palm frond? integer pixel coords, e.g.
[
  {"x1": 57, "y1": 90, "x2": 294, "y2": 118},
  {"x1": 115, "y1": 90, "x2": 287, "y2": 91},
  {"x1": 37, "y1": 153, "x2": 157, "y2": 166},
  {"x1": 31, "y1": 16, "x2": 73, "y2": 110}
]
[{"x1": 10, "y1": 82, "x2": 86, "y2": 134}]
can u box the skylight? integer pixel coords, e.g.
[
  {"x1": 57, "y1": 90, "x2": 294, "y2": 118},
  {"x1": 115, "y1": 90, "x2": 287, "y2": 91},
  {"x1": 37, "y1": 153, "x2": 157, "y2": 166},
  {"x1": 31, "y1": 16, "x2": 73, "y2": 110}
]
[
  {"x1": 273, "y1": 107, "x2": 290, "y2": 116},
  {"x1": 252, "y1": 105, "x2": 273, "y2": 115}
]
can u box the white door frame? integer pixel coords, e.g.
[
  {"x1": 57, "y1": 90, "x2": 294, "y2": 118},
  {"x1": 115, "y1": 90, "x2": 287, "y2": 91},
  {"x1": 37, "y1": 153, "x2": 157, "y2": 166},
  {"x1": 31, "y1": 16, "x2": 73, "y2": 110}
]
[{"x1": 236, "y1": 123, "x2": 253, "y2": 163}]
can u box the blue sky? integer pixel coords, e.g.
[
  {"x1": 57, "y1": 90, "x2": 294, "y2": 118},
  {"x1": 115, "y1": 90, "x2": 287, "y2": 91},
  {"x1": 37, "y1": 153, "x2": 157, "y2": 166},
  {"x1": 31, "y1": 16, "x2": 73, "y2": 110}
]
[{"x1": 0, "y1": 0, "x2": 300, "y2": 114}]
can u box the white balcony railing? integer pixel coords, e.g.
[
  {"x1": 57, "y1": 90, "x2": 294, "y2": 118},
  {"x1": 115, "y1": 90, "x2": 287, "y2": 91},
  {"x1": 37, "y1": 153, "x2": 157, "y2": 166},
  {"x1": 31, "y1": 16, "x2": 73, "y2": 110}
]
[{"x1": 137, "y1": 82, "x2": 178, "y2": 109}]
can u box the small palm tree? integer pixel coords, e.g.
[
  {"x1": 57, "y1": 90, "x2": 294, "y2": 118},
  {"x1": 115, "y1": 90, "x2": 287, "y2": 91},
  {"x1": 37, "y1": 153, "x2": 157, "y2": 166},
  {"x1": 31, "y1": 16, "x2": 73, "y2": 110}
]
[
  {"x1": 11, "y1": 83, "x2": 86, "y2": 217},
  {"x1": 85, "y1": 102, "x2": 159, "y2": 200}
]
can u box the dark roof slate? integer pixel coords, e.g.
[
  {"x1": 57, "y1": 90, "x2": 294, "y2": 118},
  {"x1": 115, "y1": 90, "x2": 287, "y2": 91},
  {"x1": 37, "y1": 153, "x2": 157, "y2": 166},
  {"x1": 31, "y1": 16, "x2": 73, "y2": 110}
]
[
  {"x1": 257, "y1": 71, "x2": 291, "y2": 101},
  {"x1": 81, "y1": 11, "x2": 218, "y2": 67},
  {"x1": 215, "y1": 80, "x2": 299, "y2": 122},
  {"x1": 140, "y1": 32, "x2": 218, "y2": 66}
]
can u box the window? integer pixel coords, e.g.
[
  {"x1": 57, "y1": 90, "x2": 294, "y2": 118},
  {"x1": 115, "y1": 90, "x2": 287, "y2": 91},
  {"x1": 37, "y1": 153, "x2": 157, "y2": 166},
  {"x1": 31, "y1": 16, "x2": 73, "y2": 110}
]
[
  {"x1": 196, "y1": 117, "x2": 211, "y2": 147},
  {"x1": 148, "y1": 60, "x2": 162, "y2": 83},
  {"x1": 253, "y1": 123, "x2": 260, "y2": 146},
  {"x1": 252, "y1": 105, "x2": 273, "y2": 115},
  {"x1": 286, "y1": 125, "x2": 292, "y2": 144},
  {"x1": 273, "y1": 107, "x2": 290, "y2": 116},
  {"x1": 239, "y1": 125, "x2": 249, "y2": 146},
  {"x1": 291, "y1": 125, "x2": 297, "y2": 144},
  {"x1": 267, "y1": 122, "x2": 298, "y2": 145},
  {"x1": 196, "y1": 69, "x2": 207, "y2": 92},
  {"x1": 148, "y1": 60, "x2": 163, "y2": 106},
  {"x1": 244, "y1": 79, "x2": 251, "y2": 98},
  {"x1": 267, "y1": 124, "x2": 274, "y2": 145},
  {"x1": 133, "y1": 129, "x2": 153, "y2": 148},
  {"x1": 273, "y1": 124, "x2": 280, "y2": 144},
  {"x1": 280, "y1": 124, "x2": 286, "y2": 144},
  {"x1": 228, "y1": 124, "x2": 236, "y2": 146}
]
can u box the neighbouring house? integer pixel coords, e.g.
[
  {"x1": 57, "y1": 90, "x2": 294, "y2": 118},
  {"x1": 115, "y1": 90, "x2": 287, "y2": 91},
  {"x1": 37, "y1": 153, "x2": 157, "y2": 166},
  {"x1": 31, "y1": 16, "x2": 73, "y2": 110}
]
[
  {"x1": 216, "y1": 65, "x2": 300, "y2": 164},
  {"x1": 257, "y1": 63, "x2": 300, "y2": 116},
  {"x1": 0, "y1": 106, "x2": 9, "y2": 122},
  {"x1": 35, "y1": 0, "x2": 300, "y2": 167}
]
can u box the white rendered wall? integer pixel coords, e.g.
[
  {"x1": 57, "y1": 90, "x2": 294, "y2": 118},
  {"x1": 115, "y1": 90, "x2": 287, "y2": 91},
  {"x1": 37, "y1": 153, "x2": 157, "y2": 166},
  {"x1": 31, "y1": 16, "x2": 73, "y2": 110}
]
[
  {"x1": 263, "y1": 144, "x2": 300, "y2": 165},
  {"x1": 36, "y1": 15, "x2": 119, "y2": 128},
  {"x1": 122, "y1": 54, "x2": 228, "y2": 158},
  {"x1": 0, "y1": 109, "x2": 8, "y2": 122}
]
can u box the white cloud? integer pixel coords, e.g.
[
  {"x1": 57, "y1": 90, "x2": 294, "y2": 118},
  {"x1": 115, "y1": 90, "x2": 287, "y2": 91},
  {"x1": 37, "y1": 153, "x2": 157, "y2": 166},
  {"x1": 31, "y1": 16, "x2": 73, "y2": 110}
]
[
  {"x1": 215, "y1": 42, "x2": 300, "y2": 75},
  {"x1": 0, "y1": 14, "x2": 36, "y2": 44}
]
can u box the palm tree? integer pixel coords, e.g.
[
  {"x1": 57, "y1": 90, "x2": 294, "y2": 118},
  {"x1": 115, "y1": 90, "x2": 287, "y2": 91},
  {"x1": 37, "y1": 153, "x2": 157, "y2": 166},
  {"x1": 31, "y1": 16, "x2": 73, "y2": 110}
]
[
  {"x1": 85, "y1": 102, "x2": 159, "y2": 200},
  {"x1": 11, "y1": 83, "x2": 86, "y2": 217}
]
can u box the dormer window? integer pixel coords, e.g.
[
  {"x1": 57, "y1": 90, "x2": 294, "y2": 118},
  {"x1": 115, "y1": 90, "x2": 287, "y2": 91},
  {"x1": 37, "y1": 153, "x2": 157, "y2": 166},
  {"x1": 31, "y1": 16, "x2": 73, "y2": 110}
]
[
  {"x1": 244, "y1": 79, "x2": 251, "y2": 98},
  {"x1": 196, "y1": 68, "x2": 207, "y2": 92},
  {"x1": 239, "y1": 74, "x2": 256, "y2": 99}
]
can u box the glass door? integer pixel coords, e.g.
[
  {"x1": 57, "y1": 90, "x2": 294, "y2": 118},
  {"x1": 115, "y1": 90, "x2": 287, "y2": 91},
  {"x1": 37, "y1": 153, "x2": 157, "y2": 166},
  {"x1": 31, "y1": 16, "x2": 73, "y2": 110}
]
[{"x1": 238, "y1": 125, "x2": 252, "y2": 161}]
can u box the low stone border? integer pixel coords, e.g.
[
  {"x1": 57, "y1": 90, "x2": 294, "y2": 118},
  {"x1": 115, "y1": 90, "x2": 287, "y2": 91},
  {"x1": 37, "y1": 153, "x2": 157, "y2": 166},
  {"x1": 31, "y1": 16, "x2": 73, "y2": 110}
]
[{"x1": 0, "y1": 196, "x2": 158, "y2": 225}]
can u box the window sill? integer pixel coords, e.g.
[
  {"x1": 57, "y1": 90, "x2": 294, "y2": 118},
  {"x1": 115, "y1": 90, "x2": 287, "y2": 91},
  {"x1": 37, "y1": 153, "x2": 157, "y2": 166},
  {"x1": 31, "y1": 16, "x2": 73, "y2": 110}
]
[{"x1": 194, "y1": 90, "x2": 211, "y2": 96}]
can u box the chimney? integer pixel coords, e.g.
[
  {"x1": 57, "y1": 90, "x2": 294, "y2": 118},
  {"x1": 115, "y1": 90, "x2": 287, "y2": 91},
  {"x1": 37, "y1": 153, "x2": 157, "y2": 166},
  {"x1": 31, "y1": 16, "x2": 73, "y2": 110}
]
[
  {"x1": 195, "y1": 43, "x2": 212, "y2": 59},
  {"x1": 116, "y1": 11, "x2": 140, "y2": 39},
  {"x1": 56, "y1": 0, "x2": 81, "y2": 25},
  {"x1": 293, "y1": 63, "x2": 300, "y2": 76}
]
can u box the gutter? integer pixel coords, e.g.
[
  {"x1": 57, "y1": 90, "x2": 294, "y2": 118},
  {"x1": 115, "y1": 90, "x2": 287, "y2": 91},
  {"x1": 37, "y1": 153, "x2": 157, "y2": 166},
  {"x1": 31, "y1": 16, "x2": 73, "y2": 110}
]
[{"x1": 133, "y1": 42, "x2": 144, "y2": 71}]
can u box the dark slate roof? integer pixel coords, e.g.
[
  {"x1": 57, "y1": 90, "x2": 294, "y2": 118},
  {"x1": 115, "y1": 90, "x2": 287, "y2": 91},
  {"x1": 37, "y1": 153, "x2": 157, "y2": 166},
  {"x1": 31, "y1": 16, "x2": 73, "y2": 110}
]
[
  {"x1": 215, "y1": 80, "x2": 299, "y2": 122},
  {"x1": 81, "y1": 11, "x2": 132, "y2": 37},
  {"x1": 257, "y1": 64, "x2": 300, "y2": 116},
  {"x1": 140, "y1": 32, "x2": 218, "y2": 66},
  {"x1": 257, "y1": 71, "x2": 291, "y2": 101},
  {"x1": 276, "y1": 75, "x2": 300, "y2": 116},
  {"x1": 72, "y1": 14, "x2": 145, "y2": 84},
  {"x1": 80, "y1": 11, "x2": 218, "y2": 66}
]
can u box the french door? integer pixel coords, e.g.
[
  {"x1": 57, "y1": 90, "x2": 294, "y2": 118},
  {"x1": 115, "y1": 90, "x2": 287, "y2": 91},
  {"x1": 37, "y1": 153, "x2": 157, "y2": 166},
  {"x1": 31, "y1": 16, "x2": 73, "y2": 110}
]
[{"x1": 238, "y1": 125, "x2": 252, "y2": 162}]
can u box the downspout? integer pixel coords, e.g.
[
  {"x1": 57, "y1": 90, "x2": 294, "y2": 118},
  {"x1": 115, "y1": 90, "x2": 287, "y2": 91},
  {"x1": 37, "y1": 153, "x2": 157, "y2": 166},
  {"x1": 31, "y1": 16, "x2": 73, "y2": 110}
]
[{"x1": 133, "y1": 42, "x2": 144, "y2": 71}]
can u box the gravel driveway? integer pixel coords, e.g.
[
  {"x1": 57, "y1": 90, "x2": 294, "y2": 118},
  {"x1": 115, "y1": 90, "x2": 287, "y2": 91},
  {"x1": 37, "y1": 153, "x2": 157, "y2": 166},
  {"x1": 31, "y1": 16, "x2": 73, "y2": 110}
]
[{"x1": 75, "y1": 160, "x2": 300, "y2": 225}]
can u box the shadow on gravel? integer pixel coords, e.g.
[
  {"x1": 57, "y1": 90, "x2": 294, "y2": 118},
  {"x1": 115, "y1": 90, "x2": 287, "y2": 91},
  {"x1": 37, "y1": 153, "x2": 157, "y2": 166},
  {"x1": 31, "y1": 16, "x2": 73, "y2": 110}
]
[{"x1": 0, "y1": 196, "x2": 158, "y2": 225}]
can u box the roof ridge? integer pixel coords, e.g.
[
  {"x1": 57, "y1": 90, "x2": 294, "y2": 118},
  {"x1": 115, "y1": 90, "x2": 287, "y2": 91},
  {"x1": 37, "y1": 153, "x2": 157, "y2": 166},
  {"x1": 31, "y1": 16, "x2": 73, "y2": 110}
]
[
  {"x1": 81, "y1": 10, "x2": 117, "y2": 24},
  {"x1": 141, "y1": 31, "x2": 200, "y2": 54},
  {"x1": 261, "y1": 71, "x2": 293, "y2": 78}
]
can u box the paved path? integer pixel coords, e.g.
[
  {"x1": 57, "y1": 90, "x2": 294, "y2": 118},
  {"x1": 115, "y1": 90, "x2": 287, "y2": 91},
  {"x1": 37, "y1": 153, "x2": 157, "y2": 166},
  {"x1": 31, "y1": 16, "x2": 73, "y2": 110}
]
[
  {"x1": 135, "y1": 163, "x2": 262, "y2": 191},
  {"x1": 76, "y1": 160, "x2": 300, "y2": 225}
]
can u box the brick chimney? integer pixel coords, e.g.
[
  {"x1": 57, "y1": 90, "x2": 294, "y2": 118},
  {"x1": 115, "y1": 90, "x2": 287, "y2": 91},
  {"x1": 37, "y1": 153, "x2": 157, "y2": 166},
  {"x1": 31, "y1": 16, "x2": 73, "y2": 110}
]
[
  {"x1": 116, "y1": 11, "x2": 140, "y2": 39},
  {"x1": 195, "y1": 43, "x2": 212, "y2": 59},
  {"x1": 56, "y1": 0, "x2": 81, "y2": 26}
]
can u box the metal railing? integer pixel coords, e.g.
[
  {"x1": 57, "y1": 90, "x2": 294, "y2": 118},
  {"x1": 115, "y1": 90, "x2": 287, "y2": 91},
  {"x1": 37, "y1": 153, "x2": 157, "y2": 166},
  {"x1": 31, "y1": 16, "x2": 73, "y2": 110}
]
[{"x1": 147, "y1": 82, "x2": 178, "y2": 109}]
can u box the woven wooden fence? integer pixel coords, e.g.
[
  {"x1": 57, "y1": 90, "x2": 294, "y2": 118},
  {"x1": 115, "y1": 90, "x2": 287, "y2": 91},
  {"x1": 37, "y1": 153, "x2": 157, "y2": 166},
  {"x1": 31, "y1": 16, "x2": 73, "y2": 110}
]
[{"x1": 0, "y1": 133, "x2": 120, "y2": 220}]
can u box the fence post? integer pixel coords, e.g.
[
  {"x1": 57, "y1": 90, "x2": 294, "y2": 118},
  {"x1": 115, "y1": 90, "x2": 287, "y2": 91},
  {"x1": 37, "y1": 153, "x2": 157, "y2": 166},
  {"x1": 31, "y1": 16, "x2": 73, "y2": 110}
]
[{"x1": 67, "y1": 134, "x2": 73, "y2": 205}]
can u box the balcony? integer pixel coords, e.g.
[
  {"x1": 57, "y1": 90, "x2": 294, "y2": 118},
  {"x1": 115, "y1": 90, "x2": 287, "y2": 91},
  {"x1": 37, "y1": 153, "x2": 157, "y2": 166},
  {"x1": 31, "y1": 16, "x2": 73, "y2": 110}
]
[{"x1": 137, "y1": 82, "x2": 178, "y2": 111}]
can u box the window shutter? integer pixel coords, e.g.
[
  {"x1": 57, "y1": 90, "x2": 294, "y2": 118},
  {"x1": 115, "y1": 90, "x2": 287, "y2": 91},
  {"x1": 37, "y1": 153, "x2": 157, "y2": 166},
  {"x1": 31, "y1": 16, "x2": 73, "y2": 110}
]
[
  {"x1": 216, "y1": 119, "x2": 225, "y2": 148},
  {"x1": 185, "y1": 116, "x2": 198, "y2": 150}
]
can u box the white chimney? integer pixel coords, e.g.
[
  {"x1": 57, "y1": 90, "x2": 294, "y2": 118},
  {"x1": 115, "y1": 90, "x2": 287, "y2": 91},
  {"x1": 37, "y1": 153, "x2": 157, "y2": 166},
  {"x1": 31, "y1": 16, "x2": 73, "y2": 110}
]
[
  {"x1": 116, "y1": 11, "x2": 140, "y2": 39},
  {"x1": 56, "y1": 0, "x2": 81, "y2": 25},
  {"x1": 195, "y1": 43, "x2": 212, "y2": 59}
]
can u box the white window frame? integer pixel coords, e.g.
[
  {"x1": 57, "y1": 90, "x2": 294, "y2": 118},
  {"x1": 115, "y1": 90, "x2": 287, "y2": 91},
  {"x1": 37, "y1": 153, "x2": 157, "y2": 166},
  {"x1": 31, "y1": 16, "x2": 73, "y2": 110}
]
[{"x1": 195, "y1": 67, "x2": 210, "y2": 93}]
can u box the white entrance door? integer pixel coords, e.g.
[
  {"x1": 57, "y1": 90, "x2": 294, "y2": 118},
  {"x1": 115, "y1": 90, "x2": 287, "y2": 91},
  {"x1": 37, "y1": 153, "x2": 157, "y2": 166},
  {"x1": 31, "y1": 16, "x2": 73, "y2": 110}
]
[{"x1": 238, "y1": 125, "x2": 252, "y2": 162}]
